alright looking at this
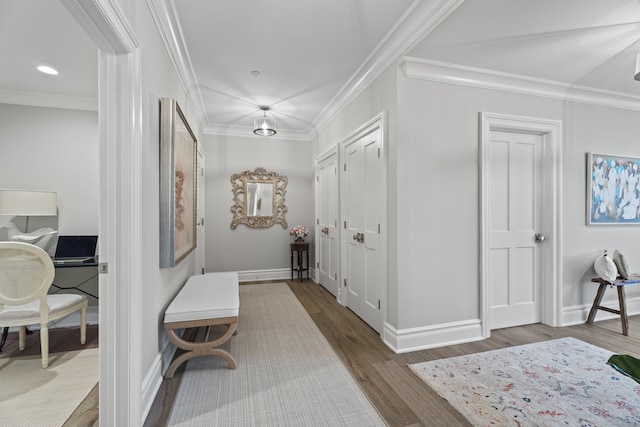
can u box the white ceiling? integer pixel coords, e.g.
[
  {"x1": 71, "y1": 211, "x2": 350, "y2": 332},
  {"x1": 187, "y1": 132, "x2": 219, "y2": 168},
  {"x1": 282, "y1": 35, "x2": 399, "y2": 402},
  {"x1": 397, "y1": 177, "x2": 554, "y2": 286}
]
[
  {"x1": 4, "y1": 0, "x2": 640, "y2": 139},
  {"x1": 0, "y1": 1, "x2": 98, "y2": 110}
]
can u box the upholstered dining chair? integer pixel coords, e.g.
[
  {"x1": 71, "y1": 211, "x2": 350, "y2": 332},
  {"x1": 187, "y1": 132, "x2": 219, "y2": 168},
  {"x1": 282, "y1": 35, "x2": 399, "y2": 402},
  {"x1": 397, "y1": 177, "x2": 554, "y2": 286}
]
[{"x1": 0, "y1": 241, "x2": 87, "y2": 368}]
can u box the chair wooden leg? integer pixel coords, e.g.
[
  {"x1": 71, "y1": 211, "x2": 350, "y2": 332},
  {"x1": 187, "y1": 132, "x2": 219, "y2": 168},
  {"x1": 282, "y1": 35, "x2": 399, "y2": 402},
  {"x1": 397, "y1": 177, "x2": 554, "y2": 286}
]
[
  {"x1": 19, "y1": 326, "x2": 26, "y2": 350},
  {"x1": 40, "y1": 324, "x2": 49, "y2": 368},
  {"x1": 80, "y1": 304, "x2": 87, "y2": 344}
]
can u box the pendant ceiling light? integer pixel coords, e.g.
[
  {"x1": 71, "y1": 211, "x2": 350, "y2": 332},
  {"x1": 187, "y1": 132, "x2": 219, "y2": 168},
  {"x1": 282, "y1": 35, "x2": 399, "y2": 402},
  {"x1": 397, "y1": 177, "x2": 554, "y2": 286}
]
[{"x1": 253, "y1": 106, "x2": 276, "y2": 136}]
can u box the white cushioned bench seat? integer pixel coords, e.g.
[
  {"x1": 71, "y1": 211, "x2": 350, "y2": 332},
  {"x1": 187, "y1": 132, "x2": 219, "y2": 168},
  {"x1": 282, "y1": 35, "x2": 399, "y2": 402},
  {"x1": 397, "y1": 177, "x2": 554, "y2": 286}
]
[
  {"x1": 164, "y1": 272, "x2": 239, "y2": 323},
  {"x1": 163, "y1": 272, "x2": 239, "y2": 378}
]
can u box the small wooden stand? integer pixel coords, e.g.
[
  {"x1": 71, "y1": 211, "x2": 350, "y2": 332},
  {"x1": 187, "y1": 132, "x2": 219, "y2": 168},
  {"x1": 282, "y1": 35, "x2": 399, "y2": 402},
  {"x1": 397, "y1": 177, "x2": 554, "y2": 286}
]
[{"x1": 290, "y1": 242, "x2": 310, "y2": 281}]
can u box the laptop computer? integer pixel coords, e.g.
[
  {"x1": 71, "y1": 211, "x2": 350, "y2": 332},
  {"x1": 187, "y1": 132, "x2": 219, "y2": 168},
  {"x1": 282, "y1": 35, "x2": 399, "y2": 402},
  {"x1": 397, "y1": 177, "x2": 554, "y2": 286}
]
[{"x1": 53, "y1": 235, "x2": 98, "y2": 264}]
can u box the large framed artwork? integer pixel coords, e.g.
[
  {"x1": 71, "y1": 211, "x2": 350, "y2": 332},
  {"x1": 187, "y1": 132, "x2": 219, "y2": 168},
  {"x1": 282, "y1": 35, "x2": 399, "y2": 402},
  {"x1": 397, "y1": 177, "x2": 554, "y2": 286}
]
[
  {"x1": 160, "y1": 97, "x2": 198, "y2": 267},
  {"x1": 587, "y1": 152, "x2": 640, "y2": 225}
]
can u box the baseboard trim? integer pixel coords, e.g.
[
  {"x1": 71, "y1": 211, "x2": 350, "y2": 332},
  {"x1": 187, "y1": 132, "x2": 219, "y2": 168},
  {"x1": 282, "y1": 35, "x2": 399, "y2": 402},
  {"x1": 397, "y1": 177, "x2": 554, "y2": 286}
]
[
  {"x1": 237, "y1": 268, "x2": 316, "y2": 282},
  {"x1": 562, "y1": 294, "x2": 640, "y2": 327},
  {"x1": 141, "y1": 332, "x2": 176, "y2": 422},
  {"x1": 382, "y1": 318, "x2": 483, "y2": 354}
]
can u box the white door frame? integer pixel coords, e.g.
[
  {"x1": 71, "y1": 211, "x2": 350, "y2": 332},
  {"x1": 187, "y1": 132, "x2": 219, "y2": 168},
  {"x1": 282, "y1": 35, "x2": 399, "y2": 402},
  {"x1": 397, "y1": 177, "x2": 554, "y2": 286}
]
[
  {"x1": 61, "y1": 0, "x2": 142, "y2": 425},
  {"x1": 479, "y1": 112, "x2": 563, "y2": 338}
]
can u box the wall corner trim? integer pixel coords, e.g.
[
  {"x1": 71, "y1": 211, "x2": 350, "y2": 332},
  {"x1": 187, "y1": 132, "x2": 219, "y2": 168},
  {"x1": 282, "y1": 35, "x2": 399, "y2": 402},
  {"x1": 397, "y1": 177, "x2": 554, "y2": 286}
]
[{"x1": 382, "y1": 319, "x2": 483, "y2": 354}]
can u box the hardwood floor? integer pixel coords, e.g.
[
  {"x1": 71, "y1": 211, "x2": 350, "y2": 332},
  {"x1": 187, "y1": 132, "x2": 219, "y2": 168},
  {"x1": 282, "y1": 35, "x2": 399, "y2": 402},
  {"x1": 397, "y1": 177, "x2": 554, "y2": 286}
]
[
  {"x1": 145, "y1": 279, "x2": 640, "y2": 426},
  {"x1": 0, "y1": 324, "x2": 98, "y2": 358},
  {"x1": 289, "y1": 280, "x2": 640, "y2": 426}
]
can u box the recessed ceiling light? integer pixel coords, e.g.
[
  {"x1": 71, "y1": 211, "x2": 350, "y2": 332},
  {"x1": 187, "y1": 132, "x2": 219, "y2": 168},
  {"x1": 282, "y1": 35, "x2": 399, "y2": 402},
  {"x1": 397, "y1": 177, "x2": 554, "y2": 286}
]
[
  {"x1": 251, "y1": 70, "x2": 261, "y2": 77},
  {"x1": 37, "y1": 65, "x2": 59, "y2": 75}
]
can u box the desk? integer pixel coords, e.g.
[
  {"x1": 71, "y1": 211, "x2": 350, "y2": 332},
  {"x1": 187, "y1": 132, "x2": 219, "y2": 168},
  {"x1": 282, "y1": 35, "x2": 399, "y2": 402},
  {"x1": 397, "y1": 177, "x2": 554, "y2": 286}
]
[
  {"x1": 0, "y1": 258, "x2": 99, "y2": 352},
  {"x1": 587, "y1": 275, "x2": 640, "y2": 336},
  {"x1": 290, "y1": 242, "x2": 309, "y2": 281},
  {"x1": 51, "y1": 257, "x2": 99, "y2": 300}
]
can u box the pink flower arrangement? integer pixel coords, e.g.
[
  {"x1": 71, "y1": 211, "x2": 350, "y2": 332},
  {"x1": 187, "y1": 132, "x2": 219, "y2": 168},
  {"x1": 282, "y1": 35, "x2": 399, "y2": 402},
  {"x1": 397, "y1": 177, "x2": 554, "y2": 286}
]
[{"x1": 290, "y1": 225, "x2": 308, "y2": 238}]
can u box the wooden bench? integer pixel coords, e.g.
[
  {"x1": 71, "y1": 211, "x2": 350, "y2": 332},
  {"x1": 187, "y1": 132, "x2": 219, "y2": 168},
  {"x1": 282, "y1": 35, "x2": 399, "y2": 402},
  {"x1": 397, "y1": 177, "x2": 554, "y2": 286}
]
[
  {"x1": 164, "y1": 272, "x2": 239, "y2": 378},
  {"x1": 588, "y1": 275, "x2": 640, "y2": 336}
]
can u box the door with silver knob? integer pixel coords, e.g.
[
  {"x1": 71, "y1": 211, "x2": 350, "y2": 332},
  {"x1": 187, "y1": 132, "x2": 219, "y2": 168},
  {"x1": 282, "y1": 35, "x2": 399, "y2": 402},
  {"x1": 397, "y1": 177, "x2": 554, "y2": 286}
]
[
  {"x1": 342, "y1": 124, "x2": 385, "y2": 333},
  {"x1": 316, "y1": 149, "x2": 339, "y2": 297},
  {"x1": 487, "y1": 130, "x2": 542, "y2": 330}
]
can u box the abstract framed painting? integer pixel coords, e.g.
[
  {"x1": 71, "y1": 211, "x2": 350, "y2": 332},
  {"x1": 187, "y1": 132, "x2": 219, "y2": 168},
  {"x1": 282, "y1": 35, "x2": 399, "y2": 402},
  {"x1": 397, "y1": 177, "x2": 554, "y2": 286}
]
[
  {"x1": 159, "y1": 97, "x2": 198, "y2": 267},
  {"x1": 587, "y1": 152, "x2": 640, "y2": 225}
]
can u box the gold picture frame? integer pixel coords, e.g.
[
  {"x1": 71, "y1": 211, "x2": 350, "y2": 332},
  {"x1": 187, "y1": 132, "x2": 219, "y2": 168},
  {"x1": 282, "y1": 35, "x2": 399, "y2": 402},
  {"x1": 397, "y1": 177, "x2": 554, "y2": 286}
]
[{"x1": 230, "y1": 167, "x2": 288, "y2": 229}]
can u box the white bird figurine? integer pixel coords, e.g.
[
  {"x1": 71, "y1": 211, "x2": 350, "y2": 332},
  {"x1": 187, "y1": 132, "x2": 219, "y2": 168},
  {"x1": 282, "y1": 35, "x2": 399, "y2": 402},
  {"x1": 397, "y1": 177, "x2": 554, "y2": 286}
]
[{"x1": 0, "y1": 222, "x2": 58, "y2": 250}]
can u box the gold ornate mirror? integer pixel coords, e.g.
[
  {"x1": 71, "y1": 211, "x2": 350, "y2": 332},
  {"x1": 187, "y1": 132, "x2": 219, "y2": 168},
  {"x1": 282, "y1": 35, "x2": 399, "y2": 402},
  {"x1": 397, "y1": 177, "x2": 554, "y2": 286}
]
[{"x1": 230, "y1": 167, "x2": 288, "y2": 229}]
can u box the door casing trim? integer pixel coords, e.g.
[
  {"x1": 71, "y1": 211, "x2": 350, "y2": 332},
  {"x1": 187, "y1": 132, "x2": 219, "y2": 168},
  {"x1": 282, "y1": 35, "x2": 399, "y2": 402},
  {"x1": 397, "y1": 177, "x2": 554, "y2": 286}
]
[{"x1": 479, "y1": 112, "x2": 563, "y2": 338}]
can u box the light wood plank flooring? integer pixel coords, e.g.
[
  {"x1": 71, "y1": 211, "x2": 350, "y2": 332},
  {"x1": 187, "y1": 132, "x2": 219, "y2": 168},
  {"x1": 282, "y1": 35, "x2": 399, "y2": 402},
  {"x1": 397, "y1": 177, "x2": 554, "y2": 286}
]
[{"x1": 145, "y1": 280, "x2": 640, "y2": 426}]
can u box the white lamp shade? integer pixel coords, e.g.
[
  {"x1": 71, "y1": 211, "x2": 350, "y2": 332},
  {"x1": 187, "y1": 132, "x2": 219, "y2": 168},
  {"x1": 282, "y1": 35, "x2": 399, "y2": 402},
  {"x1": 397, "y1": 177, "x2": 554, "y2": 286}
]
[{"x1": 0, "y1": 190, "x2": 57, "y2": 216}]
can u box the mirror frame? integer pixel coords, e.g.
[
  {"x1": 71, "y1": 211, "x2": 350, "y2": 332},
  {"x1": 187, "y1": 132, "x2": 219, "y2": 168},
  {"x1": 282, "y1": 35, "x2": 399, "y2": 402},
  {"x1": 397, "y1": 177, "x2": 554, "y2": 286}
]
[{"x1": 230, "y1": 167, "x2": 288, "y2": 229}]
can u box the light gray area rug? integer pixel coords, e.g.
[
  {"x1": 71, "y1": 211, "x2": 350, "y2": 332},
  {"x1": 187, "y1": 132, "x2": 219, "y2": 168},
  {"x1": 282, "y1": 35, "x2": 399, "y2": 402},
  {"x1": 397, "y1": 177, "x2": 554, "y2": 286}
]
[
  {"x1": 0, "y1": 348, "x2": 99, "y2": 427},
  {"x1": 168, "y1": 282, "x2": 386, "y2": 426}
]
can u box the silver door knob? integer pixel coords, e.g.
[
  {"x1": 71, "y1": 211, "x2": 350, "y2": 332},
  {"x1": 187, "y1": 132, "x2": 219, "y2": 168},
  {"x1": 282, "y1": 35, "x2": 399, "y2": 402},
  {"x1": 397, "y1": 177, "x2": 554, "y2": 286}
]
[{"x1": 535, "y1": 233, "x2": 545, "y2": 244}]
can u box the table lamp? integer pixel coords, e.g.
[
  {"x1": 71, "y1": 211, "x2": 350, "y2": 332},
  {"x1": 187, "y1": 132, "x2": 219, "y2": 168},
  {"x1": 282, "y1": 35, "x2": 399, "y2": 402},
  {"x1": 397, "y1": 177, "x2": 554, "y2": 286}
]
[{"x1": 0, "y1": 189, "x2": 57, "y2": 232}]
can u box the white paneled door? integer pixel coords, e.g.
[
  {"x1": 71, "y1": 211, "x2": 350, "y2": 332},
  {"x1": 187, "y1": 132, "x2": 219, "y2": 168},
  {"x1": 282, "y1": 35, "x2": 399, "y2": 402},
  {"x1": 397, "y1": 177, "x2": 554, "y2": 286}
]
[
  {"x1": 488, "y1": 130, "x2": 542, "y2": 329},
  {"x1": 342, "y1": 123, "x2": 385, "y2": 333},
  {"x1": 196, "y1": 150, "x2": 205, "y2": 274},
  {"x1": 316, "y1": 149, "x2": 339, "y2": 297}
]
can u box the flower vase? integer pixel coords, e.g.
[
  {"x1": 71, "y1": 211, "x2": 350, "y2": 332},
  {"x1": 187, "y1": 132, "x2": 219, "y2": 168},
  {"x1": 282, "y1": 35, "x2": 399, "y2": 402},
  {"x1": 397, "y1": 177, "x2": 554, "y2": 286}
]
[{"x1": 295, "y1": 237, "x2": 305, "y2": 243}]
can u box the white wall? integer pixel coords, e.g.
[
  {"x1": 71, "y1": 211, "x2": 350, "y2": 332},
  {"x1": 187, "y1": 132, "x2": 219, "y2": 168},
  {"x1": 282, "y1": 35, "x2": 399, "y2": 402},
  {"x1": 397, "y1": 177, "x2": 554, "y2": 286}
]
[
  {"x1": 201, "y1": 133, "x2": 314, "y2": 277},
  {"x1": 122, "y1": 1, "x2": 204, "y2": 416},
  {"x1": 395, "y1": 78, "x2": 563, "y2": 331},
  {"x1": 562, "y1": 102, "x2": 640, "y2": 311},
  {"x1": 0, "y1": 103, "x2": 99, "y2": 236},
  {"x1": 0, "y1": 103, "x2": 100, "y2": 319},
  {"x1": 314, "y1": 59, "x2": 640, "y2": 351},
  {"x1": 396, "y1": 77, "x2": 640, "y2": 332}
]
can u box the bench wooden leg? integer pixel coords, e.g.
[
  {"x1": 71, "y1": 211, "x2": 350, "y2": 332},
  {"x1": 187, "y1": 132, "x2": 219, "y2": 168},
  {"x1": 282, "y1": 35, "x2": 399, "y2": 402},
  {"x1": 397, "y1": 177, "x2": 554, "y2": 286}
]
[
  {"x1": 617, "y1": 286, "x2": 629, "y2": 336},
  {"x1": 165, "y1": 321, "x2": 238, "y2": 379},
  {"x1": 587, "y1": 283, "x2": 608, "y2": 324},
  {"x1": 587, "y1": 282, "x2": 630, "y2": 336}
]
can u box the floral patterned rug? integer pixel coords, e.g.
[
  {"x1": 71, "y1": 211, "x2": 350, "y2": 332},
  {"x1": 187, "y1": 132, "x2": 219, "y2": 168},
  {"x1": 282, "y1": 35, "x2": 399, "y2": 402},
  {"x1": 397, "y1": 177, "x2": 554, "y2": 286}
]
[{"x1": 409, "y1": 337, "x2": 640, "y2": 426}]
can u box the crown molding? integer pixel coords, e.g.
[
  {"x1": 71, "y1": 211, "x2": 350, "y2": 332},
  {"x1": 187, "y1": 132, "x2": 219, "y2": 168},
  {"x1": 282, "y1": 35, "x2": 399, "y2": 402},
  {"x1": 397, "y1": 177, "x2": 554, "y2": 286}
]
[
  {"x1": 147, "y1": 0, "x2": 209, "y2": 134},
  {"x1": 401, "y1": 57, "x2": 640, "y2": 111},
  {"x1": 308, "y1": 0, "x2": 465, "y2": 139},
  {"x1": 0, "y1": 89, "x2": 98, "y2": 111},
  {"x1": 202, "y1": 123, "x2": 310, "y2": 142}
]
